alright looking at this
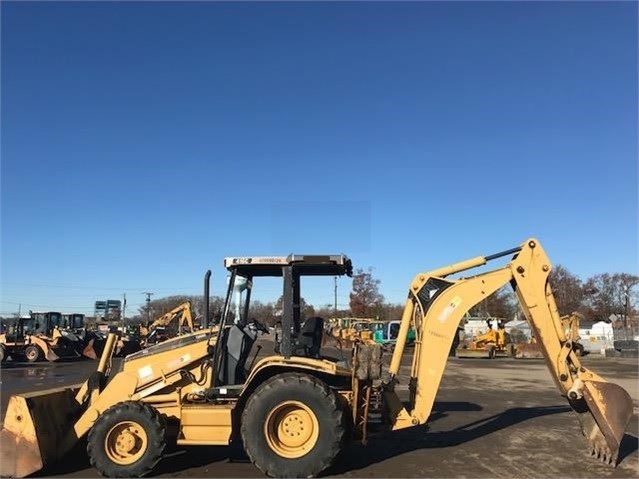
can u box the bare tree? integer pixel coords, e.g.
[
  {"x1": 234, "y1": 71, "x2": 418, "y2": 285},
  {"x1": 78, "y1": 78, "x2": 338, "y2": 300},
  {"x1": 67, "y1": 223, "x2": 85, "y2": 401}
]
[
  {"x1": 549, "y1": 264, "x2": 585, "y2": 316},
  {"x1": 469, "y1": 286, "x2": 516, "y2": 319},
  {"x1": 377, "y1": 302, "x2": 405, "y2": 320},
  {"x1": 273, "y1": 296, "x2": 315, "y2": 325},
  {"x1": 582, "y1": 273, "x2": 639, "y2": 323},
  {"x1": 349, "y1": 268, "x2": 385, "y2": 317}
]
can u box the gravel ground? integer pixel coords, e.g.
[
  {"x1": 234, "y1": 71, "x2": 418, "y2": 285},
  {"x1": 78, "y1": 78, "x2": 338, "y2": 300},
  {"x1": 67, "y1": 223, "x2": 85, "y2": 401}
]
[{"x1": 1, "y1": 344, "x2": 637, "y2": 478}]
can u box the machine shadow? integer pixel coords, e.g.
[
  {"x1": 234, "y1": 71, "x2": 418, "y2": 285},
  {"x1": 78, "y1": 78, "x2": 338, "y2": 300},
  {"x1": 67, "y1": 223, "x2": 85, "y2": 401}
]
[
  {"x1": 324, "y1": 404, "x2": 571, "y2": 476},
  {"x1": 35, "y1": 439, "x2": 248, "y2": 477},
  {"x1": 426, "y1": 400, "x2": 483, "y2": 423},
  {"x1": 618, "y1": 433, "x2": 639, "y2": 464},
  {"x1": 32, "y1": 440, "x2": 91, "y2": 477},
  {"x1": 34, "y1": 404, "x2": 630, "y2": 478},
  {"x1": 152, "y1": 446, "x2": 241, "y2": 476}
]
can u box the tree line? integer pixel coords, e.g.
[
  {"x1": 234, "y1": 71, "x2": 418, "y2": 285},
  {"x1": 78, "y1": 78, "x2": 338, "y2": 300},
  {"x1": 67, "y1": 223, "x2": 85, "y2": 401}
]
[{"x1": 126, "y1": 265, "x2": 637, "y2": 330}]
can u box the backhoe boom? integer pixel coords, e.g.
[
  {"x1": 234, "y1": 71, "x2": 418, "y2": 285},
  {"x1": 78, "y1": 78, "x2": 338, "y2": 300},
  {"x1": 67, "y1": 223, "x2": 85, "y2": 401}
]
[{"x1": 385, "y1": 238, "x2": 633, "y2": 465}]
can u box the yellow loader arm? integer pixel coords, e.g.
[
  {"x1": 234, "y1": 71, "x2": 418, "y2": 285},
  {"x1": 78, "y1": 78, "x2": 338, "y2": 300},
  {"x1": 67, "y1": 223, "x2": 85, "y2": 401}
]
[{"x1": 385, "y1": 238, "x2": 633, "y2": 466}]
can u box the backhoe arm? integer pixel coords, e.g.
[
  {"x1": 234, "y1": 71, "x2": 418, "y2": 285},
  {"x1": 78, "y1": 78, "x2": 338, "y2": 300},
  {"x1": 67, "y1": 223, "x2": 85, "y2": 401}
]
[
  {"x1": 384, "y1": 238, "x2": 632, "y2": 466},
  {"x1": 146, "y1": 302, "x2": 194, "y2": 335}
]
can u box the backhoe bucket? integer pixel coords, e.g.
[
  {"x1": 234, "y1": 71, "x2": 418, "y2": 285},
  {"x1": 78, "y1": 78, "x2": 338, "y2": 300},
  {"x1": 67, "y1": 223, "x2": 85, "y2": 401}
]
[
  {"x1": 577, "y1": 380, "x2": 634, "y2": 466},
  {"x1": 0, "y1": 385, "x2": 81, "y2": 477}
]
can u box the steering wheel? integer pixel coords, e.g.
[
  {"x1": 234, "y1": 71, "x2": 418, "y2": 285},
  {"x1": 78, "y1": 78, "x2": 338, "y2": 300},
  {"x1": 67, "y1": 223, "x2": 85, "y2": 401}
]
[{"x1": 249, "y1": 318, "x2": 270, "y2": 334}]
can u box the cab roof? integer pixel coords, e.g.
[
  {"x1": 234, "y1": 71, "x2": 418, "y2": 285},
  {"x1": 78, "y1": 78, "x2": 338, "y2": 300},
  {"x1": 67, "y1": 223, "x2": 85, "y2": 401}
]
[{"x1": 223, "y1": 254, "x2": 352, "y2": 277}]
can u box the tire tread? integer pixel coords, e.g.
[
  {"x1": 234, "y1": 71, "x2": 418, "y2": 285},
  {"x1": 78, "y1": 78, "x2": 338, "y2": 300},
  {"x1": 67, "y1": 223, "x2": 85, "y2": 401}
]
[
  {"x1": 241, "y1": 372, "x2": 344, "y2": 478},
  {"x1": 87, "y1": 401, "x2": 166, "y2": 478}
]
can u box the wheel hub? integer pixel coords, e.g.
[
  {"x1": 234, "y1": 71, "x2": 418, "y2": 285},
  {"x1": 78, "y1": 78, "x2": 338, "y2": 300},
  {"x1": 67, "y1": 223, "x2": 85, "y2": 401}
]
[
  {"x1": 279, "y1": 411, "x2": 312, "y2": 447},
  {"x1": 265, "y1": 401, "x2": 319, "y2": 458},
  {"x1": 115, "y1": 431, "x2": 136, "y2": 454},
  {"x1": 105, "y1": 421, "x2": 148, "y2": 465}
]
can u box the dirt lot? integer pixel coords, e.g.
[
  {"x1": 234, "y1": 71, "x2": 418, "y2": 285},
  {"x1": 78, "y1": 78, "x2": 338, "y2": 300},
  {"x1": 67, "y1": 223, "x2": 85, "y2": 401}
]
[{"x1": 1, "y1": 350, "x2": 637, "y2": 478}]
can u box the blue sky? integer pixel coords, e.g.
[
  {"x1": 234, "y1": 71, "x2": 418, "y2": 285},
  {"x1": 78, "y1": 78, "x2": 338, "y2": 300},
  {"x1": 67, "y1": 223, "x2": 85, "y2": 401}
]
[{"x1": 1, "y1": 1, "x2": 637, "y2": 317}]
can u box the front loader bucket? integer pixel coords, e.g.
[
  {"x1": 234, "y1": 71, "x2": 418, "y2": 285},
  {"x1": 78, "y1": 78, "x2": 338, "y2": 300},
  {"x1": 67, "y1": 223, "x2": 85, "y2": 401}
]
[
  {"x1": 82, "y1": 334, "x2": 107, "y2": 360},
  {"x1": 455, "y1": 347, "x2": 491, "y2": 358},
  {"x1": 116, "y1": 338, "x2": 142, "y2": 357},
  {"x1": 0, "y1": 385, "x2": 81, "y2": 477},
  {"x1": 576, "y1": 380, "x2": 634, "y2": 466},
  {"x1": 51, "y1": 338, "x2": 81, "y2": 360},
  {"x1": 82, "y1": 338, "x2": 98, "y2": 360},
  {"x1": 513, "y1": 343, "x2": 544, "y2": 359},
  {"x1": 43, "y1": 347, "x2": 59, "y2": 362}
]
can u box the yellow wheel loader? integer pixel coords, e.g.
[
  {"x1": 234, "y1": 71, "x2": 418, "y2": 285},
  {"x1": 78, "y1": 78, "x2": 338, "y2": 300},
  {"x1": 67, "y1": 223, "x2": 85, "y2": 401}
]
[
  {"x1": 0, "y1": 312, "x2": 82, "y2": 362},
  {"x1": 0, "y1": 239, "x2": 633, "y2": 478},
  {"x1": 455, "y1": 318, "x2": 514, "y2": 358}
]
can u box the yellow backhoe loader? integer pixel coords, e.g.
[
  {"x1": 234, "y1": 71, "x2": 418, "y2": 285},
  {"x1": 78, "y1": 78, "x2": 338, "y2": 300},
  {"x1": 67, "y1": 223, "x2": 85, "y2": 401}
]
[
  {"x1": 138, "y1": 301, "x2": 195, "y2": 347},
  {"x1": 0, "y1": 239, "x2": 633, "y2": 478}
]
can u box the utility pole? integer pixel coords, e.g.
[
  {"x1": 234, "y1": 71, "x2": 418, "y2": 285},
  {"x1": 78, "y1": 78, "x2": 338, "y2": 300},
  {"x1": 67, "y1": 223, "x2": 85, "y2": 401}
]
[
  {"x1": 334, "y1": 276, "x2": 338, "y2": 317},
  {"x1": 122, "y1": 293, "x2": 127, "y2": 323},
  {"x1": 143, "y1": 292, "x2": 154, "y2": 327},
  {"x1": 623, "y1": 285, "x2": 630, "y2": 330}
]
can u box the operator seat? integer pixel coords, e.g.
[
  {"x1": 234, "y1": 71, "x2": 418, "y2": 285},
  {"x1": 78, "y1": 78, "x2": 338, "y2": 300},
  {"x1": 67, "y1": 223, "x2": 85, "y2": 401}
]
[
  {"x1": 217, "y1": 323, "x2": 258, "y2": 386},
  {"x1": 293, "y1": 317, "x2": 324, "y2": 358}
]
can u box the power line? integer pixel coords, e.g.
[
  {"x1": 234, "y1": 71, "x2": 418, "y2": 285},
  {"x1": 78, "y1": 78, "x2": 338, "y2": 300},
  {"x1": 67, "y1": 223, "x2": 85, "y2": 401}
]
[
  {"x1": 0, "y1": 281, "x2": 197, "y2": 292},
  {"x1": 143, "y1": 292, "x2": 154, "y2": 325}
]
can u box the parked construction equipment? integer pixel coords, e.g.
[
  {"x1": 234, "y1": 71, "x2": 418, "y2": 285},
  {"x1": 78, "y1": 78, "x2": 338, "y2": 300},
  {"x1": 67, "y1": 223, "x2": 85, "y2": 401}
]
[
  {"x1": 328, "y1": 317, "x2": 396, "y2": 346},
  {"x1": 0, "y1": 239, "x2": 633, "y2": 478},
  {"x1": 455, "y1": 318, "x2": 515, "y2": 358},
  {"x1": 57, "y1": 313, "x2": 141, "y2": 360},
  {"x1": 514, "y1": 311, "x2": 586, "y2": 359},
  {"x1": 370, "y1": 320, "x2": 416, "y2": 348},
  {"x1": 0, "y1": 311, "x2": 82, "y2": 362},
  {"x1": 138, "y1": 301, "x2": 195, "y2": 346}
]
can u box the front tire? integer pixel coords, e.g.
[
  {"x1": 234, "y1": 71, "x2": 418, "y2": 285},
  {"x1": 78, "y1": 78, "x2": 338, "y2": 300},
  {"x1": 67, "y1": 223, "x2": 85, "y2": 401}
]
[
  {"x1": 241, "y1": 373, "x2": 345, "y2": 478},
  {"x1": 24, "y1": 344, "x2": 41, "y2": 362},
  {"x1": 87, "y1": 401, "x2": 166, "y2": 478}
]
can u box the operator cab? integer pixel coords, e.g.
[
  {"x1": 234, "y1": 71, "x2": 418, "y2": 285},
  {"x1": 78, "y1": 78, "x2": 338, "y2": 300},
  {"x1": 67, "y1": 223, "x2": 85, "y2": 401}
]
[{"x1": 207, "y1": 254, "x2": 352, "y2": 398}]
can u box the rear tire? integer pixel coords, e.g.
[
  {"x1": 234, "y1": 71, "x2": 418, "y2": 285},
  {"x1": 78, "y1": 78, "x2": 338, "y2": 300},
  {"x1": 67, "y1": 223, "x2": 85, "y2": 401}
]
[
  {"x1": 87, "y1": 401, "x2": 166, "y2": 478},
  {"x1": 241, "y1": 373, "x2": 345, "y2": 478},
  {"x1": 24, "y1": 344, "x2": 41, "y2": 362}
]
